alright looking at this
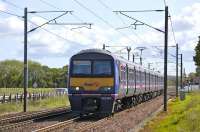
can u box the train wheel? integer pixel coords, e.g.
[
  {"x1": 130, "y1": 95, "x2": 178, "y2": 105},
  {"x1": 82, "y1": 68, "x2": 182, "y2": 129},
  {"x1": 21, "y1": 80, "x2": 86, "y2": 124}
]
[{"x1": 79, "y1": 113, "x2": 84, "y2": 118}]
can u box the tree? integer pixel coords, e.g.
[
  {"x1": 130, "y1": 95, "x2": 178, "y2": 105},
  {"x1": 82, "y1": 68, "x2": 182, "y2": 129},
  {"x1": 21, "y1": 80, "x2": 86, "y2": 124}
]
[
  {"x1": 0, "y1": 60, "x2": 68, "y2": 88},
  {"x1": 194, "y1": 36, "x2": 200, "y2": 76},
  {"x1": 0, "y1": 60, "x2": 23, "y2": 88},
  {"x1": 194, "y1": 36, "x2": 200, "y2": 66}
]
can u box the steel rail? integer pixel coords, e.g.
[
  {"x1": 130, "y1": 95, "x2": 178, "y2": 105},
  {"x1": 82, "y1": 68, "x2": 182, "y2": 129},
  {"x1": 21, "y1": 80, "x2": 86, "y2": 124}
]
[
  {"x1": 33, "y1": 117, "x2": 80, "y2": 132},
  {"x1": 0, "y1": 109, "x2": 72, "y2": 131},
  {"x1": 0, "y1": 107, "x2": 70, "y2": 126}
]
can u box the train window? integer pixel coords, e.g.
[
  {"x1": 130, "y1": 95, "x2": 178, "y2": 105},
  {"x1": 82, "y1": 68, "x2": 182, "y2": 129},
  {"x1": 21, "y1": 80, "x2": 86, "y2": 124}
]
[
  {"x1": 142, "y1": 72, "x2": 145, "y2": 83},
  {"x1": 72, "y1": 60, "x2": 91, "y2": 75},
  {"x1": 136, "y1": 70, "x2": 140, "y2": 83},
  {"x1": 120, "y1": 65, "x2": 124, "y2": 81},
  {"x1": 93, "y1": 61, "x2": 112, "y2": 75}
]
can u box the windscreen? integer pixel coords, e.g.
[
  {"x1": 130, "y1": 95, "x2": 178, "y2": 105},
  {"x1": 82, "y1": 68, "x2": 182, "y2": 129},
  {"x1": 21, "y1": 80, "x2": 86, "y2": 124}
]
[
  {"x1": 93, "y1": 61, "x2": 112, "y2": 75},
  {"x1": 72, "y1": 60, "x2": 91, "y2": 75},
  {"x1": 72, "y1": 60, "x2": 112, "y2": 76}
]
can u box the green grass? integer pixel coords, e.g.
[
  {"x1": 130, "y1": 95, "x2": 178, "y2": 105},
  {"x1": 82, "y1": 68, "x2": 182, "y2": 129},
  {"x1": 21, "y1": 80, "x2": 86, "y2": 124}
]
[
  {"x1": 142, "y1": 91, "x2": 200, "y2": 132},
  {"x1": 0, "y1": 95, "x2": 69, "y2": 115},
  {"x1": 0, "y1": 88, "x2": 56, "y2": 95}
]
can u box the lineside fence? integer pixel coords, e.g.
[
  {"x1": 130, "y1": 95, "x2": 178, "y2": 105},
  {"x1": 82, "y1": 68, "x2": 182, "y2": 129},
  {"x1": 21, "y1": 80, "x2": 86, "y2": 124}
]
[{"x1": 0, "y1": 91, "x2": 66, "y2": 104}]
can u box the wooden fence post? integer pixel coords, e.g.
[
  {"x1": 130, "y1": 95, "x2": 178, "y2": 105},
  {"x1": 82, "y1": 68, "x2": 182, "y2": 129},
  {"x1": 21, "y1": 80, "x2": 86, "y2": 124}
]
[
  {"x1": 3, "y1": 94, "x2": 5, "y2": 103},
  {"x1": 9, "y1": 94, "x2": 12, "y2": 103}
]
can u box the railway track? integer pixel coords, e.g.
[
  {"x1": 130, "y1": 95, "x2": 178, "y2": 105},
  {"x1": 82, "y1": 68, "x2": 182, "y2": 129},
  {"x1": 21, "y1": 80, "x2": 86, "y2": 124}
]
[
  {"x1": 0, "y1": 89, "x2": 176, "y2": 132},
  {"x1": 33, "y1": 92, "x2": 175, "y2": 132},
  {"x1": 76, "y1": 117, "x2": 107, "y2": 132},
  {"x1": 0, "y1": 107, "x2": 69, "y2": 125},
  {"x1": 33, "y1": 114, "x2": 106, "y2": 132},
  {"x1": 0, "y1": 107, "x2": 71, "y2": 131},
  {"x1": 33, "y1": 117, "x2": 80, "y2": 132},
  {"x1": 77, "y1": 95, "x2": 174, "y2": 132}
]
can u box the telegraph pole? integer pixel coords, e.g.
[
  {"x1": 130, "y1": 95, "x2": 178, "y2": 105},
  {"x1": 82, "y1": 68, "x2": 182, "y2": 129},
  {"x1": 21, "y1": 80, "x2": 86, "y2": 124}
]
[
  {"x1": 132, "y1": 54, "x2": 135, "y2": 62},
  {"x1": 127, "y1": 47, "x2": 131, "y2": 60},
  {"x1": 176, "y1": 44, "x2": 178, "y2": 97},
  {"x1": 164, "y1": 6, "x2": 168, "y2": 111},
  {"x1": 136, "y1": 47, "x2": 146, "y2": 65},
  {"x1": 103, "y1": 44, "x2": 106, "y2": 50},
  {"x1": 24, "y1": 7, "x2": 28, "y2": 112},
  {"x1": 180, "y1": 54, "x2": 183, "y2": 89}
]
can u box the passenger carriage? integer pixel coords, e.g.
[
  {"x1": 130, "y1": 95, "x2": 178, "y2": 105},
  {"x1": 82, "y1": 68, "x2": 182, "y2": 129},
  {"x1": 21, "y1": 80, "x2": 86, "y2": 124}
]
[{"x1": 68, "y1": 49, "x2": 164, "y2": 116}]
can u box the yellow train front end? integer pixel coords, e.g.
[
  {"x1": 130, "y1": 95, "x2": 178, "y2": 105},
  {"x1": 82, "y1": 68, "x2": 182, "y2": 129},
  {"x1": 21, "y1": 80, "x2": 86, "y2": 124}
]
[{"x1": 68, "y1": 49, "x2": 116, "y2": 115}]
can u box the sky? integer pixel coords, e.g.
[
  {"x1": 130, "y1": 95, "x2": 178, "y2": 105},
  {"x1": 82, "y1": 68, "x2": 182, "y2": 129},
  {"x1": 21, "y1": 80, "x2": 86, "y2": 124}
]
[{"x1": 0, "y1": 0, "x2": 199, "y2": 75}]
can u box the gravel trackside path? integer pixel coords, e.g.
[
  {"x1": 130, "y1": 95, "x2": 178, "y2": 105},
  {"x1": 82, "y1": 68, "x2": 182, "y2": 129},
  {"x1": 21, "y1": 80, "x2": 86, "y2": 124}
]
[{"x1": 81, "y1": 96, "x2": 164, "y2": 132}]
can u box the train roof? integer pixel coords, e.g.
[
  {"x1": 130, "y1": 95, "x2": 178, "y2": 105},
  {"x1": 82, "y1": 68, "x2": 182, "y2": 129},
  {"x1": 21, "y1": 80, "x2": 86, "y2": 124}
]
[{"x1": 75, "y1": 49, "x2": 162, "y2": 76}]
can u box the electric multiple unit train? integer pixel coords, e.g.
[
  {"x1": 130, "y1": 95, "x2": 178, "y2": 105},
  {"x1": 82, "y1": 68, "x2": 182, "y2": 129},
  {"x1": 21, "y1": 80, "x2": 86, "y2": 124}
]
[{"x1": 68, "y1": 49, "x2": 164, "y2": 115}]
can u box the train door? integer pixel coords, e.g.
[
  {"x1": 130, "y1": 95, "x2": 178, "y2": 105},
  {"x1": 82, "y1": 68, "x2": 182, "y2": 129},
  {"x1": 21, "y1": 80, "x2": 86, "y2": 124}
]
[
  {"x1": 119, "y1": 63, "x2": 127, "y2": 97},
  {"x1": 128, "y1": 67, "x2": 132, "y2": 95},
  {"x1": 126, "y1": 64, "x2": 129, "y2": 95},
  {"x1": 145, "y1": 71, "x2": 147, "y2": 92},
  {"x1": 140, "y1": 70, "x2": 142, "y2": 93},
  {"x1": 134, "y1": 67, "x2": 137, "y2": 94},
  {"x1": 119, "y1": 63, "x2": 124, "y2": 98},
  {"x1": 149, "y1": 73, "x2": 150, "y2": 91},
  {"x1": 155, "y1": 75, "x2": 157, "y2": 91},
  {"x1": 128, "y1": 67, "x2": 135, "y2": 96}
]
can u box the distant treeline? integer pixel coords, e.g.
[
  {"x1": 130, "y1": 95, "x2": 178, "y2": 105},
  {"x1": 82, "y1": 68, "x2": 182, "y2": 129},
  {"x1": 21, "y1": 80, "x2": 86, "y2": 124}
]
[{"x1": 0, "y1": 60, "x2": 68, "y2": 88}]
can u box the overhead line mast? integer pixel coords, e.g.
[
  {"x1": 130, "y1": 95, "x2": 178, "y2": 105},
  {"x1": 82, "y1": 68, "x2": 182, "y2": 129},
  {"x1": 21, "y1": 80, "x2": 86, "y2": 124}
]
[
  {"x1": 113, "y1": 7, "x2": 169, "y2": 111},
  {"x1": 23, "y1": 8, "x2": 93, "y2": 112}
]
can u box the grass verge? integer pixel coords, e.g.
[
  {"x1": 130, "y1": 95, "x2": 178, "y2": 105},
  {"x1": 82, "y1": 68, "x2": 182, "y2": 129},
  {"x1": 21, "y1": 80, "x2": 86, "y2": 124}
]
[
  {"x1": 141, "y1": 91, "x2": 200, "y2": 132},
  {"x1": 0, "y1": 95, "x2": 69, "y2": 116}
]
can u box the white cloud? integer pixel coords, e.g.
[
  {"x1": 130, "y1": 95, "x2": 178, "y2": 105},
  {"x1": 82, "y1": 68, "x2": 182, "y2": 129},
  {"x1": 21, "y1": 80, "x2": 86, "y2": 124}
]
[
  {"x1": 173, "y1": 3, "x2": 200, "y2": 52},
  {"x1": 0, "y1": 16, "x2": 23, "y2": 34},
  {"x1": 0, "y1": 2, "x2": 199, "y2": 74},
  {"x1": 0, "y1": 2, "x2": 6, "y2": 11}
]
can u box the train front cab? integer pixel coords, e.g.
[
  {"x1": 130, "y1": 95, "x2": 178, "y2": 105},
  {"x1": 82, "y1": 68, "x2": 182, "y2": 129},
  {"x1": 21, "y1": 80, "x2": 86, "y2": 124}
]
[{"x1": 68, "y1": 52, "x2": 117, "y2": 115}]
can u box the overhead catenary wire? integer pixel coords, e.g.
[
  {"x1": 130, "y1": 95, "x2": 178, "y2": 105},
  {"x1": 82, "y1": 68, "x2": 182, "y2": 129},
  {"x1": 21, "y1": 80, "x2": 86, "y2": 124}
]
[
  {"x1": 38, "y1": 0, "x2": 87, "y2": 24},
  {"x1": 96, "y1": 0, "x2": 126, "y2": 26},
  {"x1": 29, "y1": 21, "x2": 80, "y2": 44},
  {"x1": 163, "y1": 0, "x2": 167, "y2": 7},
  {"x1": 0, "y1": 9, "x2": 22, "y2": 18},
  {"x1": 169, "y1": 16, "x2": 177, "y2": 44},
  {"x1": 40, "y1": 0, "x2": 165, "y2": 54},
  {"x1": 153, "y1": 46, "x2": 177, "y2": 59},
  {"x1": 1, "y1": 0, "x2": 54, "y2": 24},
  {"x1": 1, "y1": 0, "x2": 180, "y2": 63},
  {"x1": 0, "y1": 10, "x2": 81, "y2": 46},
  {"x1": 72, "y1": 0, "x2": 137, "y2": 44},
  {"x1": 89, "y1": 0, "x2": 179, "y2": 76},
  {"x1": 96, "y1": 0, "x2": 150, "y2": 47},
  {"x1": 1, "y1": 0, "x2": 91, "y2": 45},
  {"x1": 37, "y1": 0, "x2": 96, "y2": 42},
  {"x1": 162, "y1": 0, "x2": 177, "y2": 45},
  {"x1": 28, "y1": 11, "x2": 70, "y2": 33},
  {"x1": 96, "y1": 0, "x2": 112, "y2": 10},
  {"x1": 115, "y1": 11, "x2": 165, "y2": 33},
  {"x1": 1, "y1": 0, "x2": 23, "y2": 10},
  {"x1": 39, "y1": 0, "x2": 85, "y2": 22}
]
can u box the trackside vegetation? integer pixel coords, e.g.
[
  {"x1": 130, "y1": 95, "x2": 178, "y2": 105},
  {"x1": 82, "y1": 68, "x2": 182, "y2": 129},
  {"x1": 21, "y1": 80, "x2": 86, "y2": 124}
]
[
  {"x1": 0, "y1": 60, "x2": 68, "y2": 88},
  {"x1": 0, "y1": 95, "x2": 69, "y2": 115},
  {"x1": 141, "y1": 91, "x2": 200, "y2": 132}
]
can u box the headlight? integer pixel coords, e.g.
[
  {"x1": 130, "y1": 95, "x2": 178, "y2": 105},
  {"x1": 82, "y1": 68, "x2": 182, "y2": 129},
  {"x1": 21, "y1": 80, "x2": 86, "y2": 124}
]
[
  {"x1": 75, "y1": 87, "x2": 80, "y2": 91},
  {"x1": 99, "y1": 87, "x2": 113, "y2": 92},
  {"x1": 69, "y1": 86, "x2": 84, "y2": 92}
]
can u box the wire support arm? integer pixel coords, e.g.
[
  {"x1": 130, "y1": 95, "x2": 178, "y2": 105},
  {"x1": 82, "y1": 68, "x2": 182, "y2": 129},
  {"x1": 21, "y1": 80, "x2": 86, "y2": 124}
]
[
  {"x1": 28, "y1": 11, "x2": 70, "y2": 33},
  {"x1": 113, "y1": 10, "x2": 164, "y2": 13},
  {"x1": 114, "y1": 11, "x2": 165, "y2": 33}
]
